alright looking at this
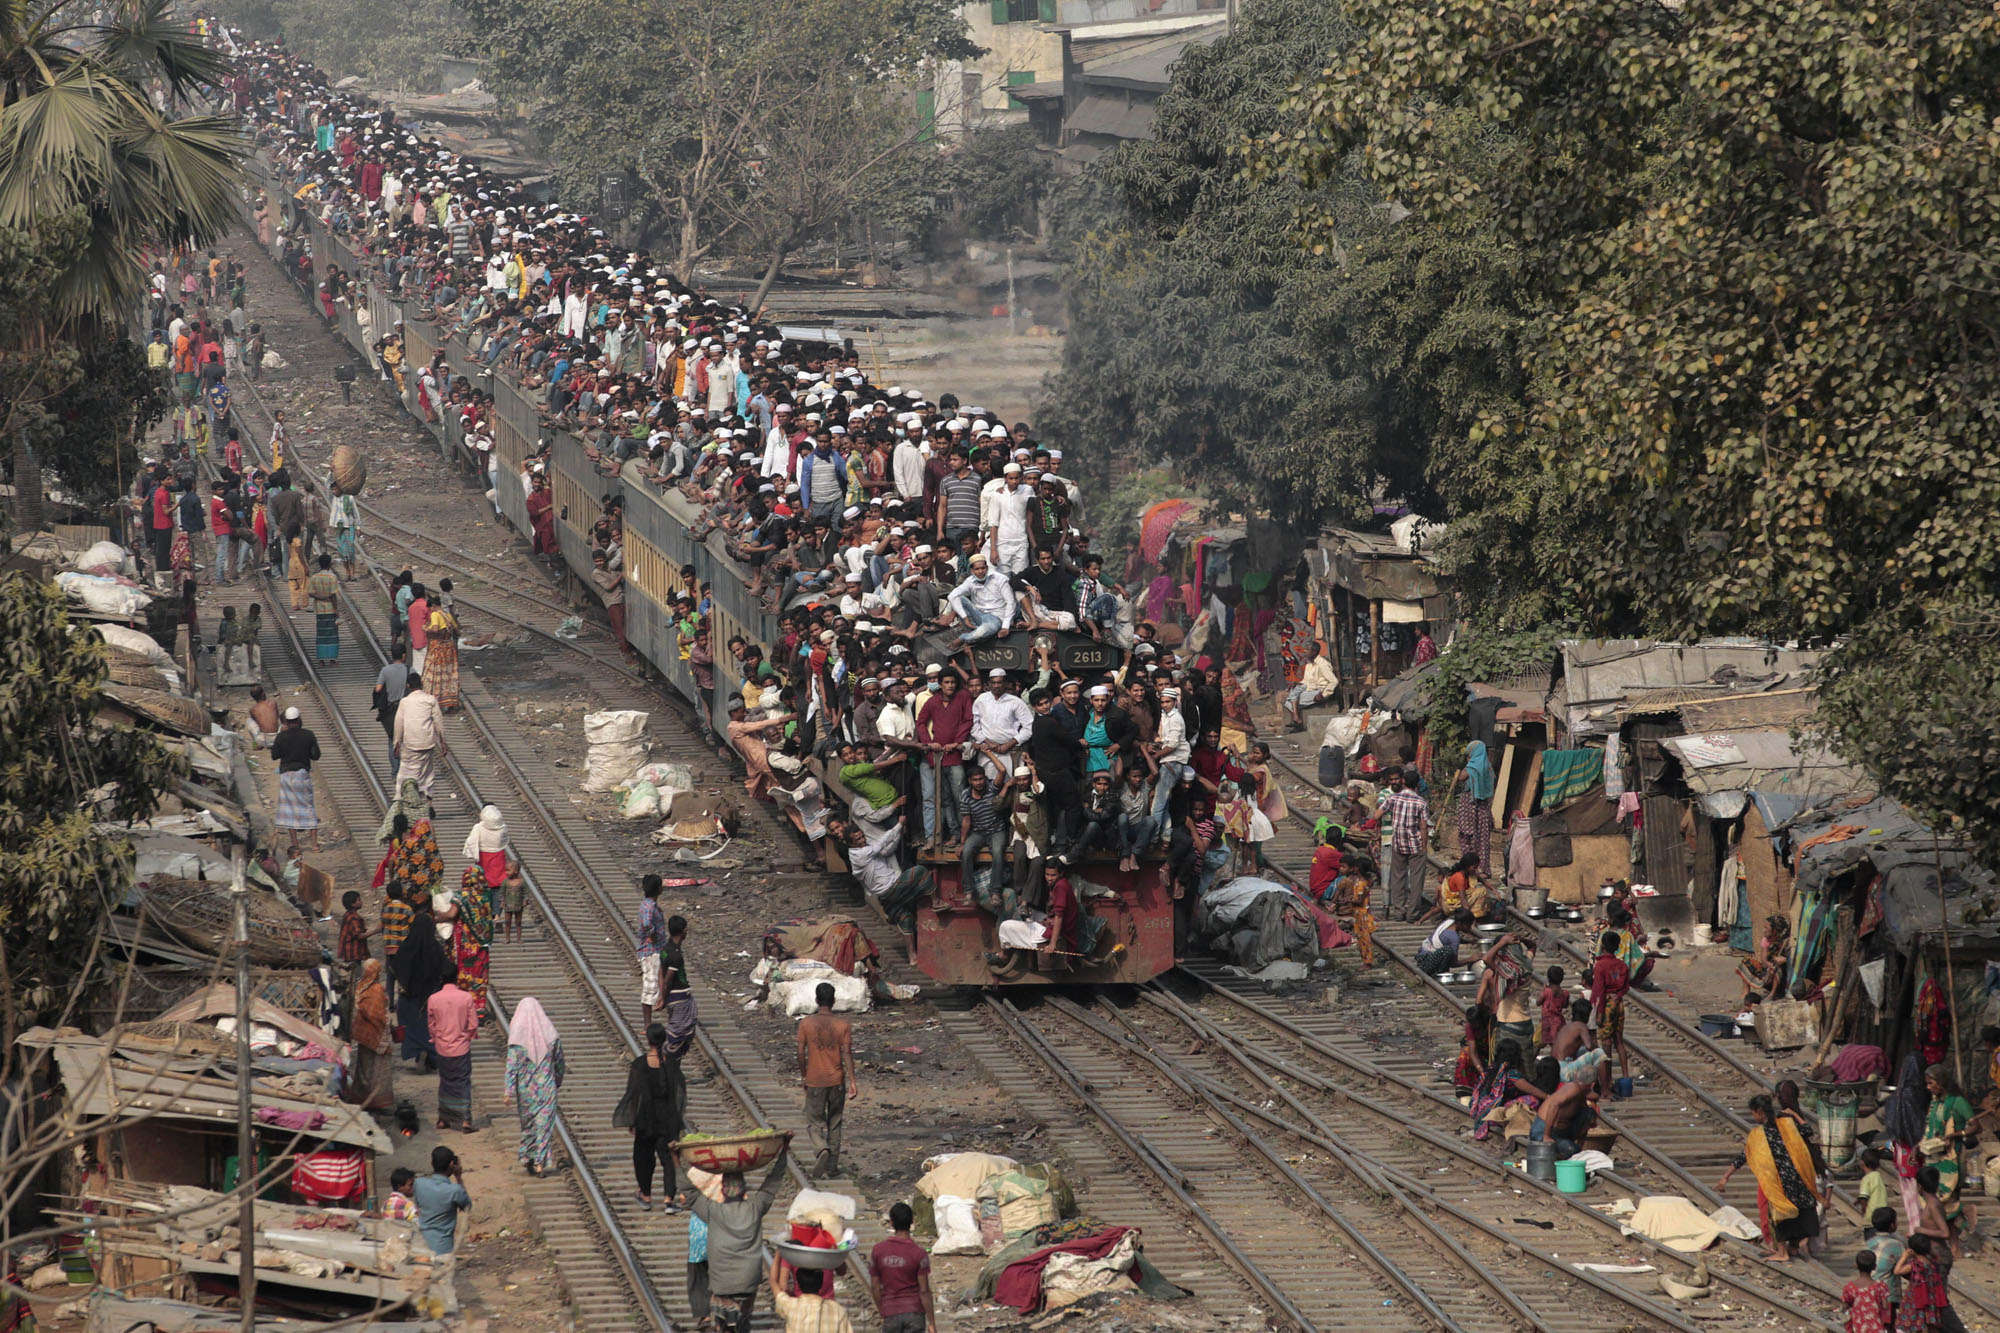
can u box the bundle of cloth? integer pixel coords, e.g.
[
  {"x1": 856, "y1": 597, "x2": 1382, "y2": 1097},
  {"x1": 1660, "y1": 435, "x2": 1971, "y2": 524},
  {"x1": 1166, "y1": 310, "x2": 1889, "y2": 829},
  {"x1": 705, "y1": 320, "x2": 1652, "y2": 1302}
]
[
  {"x1": 753, "y1": 917, "x2": 919, "y2": 1009},
  {"x1": 973, "y1": 1219, "x2": 1188, "y2": 1314},
  {"x1": 1192, "y1": 876, "x2": 1329, "y2": 972}
]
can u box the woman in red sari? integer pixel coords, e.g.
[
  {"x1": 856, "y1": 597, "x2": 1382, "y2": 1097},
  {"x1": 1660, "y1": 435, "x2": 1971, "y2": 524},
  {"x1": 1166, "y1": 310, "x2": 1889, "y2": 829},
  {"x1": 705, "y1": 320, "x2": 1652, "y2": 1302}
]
[{"x1": 525, "y1": 472, "x2": 557, "y2": 555}]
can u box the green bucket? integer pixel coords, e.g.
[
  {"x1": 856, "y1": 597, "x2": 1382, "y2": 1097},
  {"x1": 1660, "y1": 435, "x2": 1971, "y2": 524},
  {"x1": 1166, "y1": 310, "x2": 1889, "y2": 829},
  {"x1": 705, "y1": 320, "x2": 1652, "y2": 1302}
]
[{"x1": 1554, "y1": 1158, "x2": 1589, "y2": 1194}]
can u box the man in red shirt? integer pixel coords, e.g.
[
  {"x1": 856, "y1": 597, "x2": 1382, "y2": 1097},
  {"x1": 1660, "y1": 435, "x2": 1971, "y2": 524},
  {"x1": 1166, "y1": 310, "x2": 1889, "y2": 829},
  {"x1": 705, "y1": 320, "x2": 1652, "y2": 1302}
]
[
  {"x1": 869, "y1": 1202, "x2": 934, "y2": 1333},
  {"x1": 148, "y1": 473, "x2": 174, "y2": 580}
]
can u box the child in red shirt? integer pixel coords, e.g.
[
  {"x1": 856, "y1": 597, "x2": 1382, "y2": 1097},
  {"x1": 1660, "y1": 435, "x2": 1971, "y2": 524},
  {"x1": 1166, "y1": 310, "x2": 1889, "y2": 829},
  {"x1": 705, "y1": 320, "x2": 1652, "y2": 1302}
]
[
  {"x1": 1589, "y1": 932, "x2": 1632, "y2": 1089},
  {"x1": 1537, "y1": 966, "x2": 1567, "y2": 1049}
]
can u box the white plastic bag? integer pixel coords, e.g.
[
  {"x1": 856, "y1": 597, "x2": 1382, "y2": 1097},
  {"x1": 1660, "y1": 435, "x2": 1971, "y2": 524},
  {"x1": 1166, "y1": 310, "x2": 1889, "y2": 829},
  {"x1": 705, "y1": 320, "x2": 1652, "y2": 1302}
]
[
  {"x1": 583, "y1": 740, "x2": 648, "y2": 792},
  {"x1": 632, "y1": 761, "x2": 694, "y2": 793},
  {"x1": 776, "y1": 972, "x2": 869, "y2": 1016},
  {"x1": 619, "y1": 781, "x2": 660, "y2": 819},
  {"x1": 583, "y1": 709, "x2": 650, "y2": 745},
  {"x1": 95, "y1": 623, "x2": 172, "y2": 666},
  {"x1": 76, "y1": 540, "x2": 130, "y2": 574},
  {"x1": 931, "y1": 1196, "x2": 983, "y2": 1256},
  {"x1": 57, "y1": 572, "x2": 151, "y2": 617}
]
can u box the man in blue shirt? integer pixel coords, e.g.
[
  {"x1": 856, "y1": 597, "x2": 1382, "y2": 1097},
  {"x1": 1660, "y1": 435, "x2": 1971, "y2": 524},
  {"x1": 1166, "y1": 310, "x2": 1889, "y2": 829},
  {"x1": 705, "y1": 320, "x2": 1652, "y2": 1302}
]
[{"x1": 412, "y1": 1145, "x2": 471, "y2": 1256}]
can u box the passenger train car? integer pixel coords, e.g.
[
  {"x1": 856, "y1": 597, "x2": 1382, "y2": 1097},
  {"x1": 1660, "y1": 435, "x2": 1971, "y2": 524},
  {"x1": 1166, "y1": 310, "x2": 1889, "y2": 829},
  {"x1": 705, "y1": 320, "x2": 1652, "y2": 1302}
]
[{"x1": 262, "y1": 176, "x2": 1175, "y2": 987}]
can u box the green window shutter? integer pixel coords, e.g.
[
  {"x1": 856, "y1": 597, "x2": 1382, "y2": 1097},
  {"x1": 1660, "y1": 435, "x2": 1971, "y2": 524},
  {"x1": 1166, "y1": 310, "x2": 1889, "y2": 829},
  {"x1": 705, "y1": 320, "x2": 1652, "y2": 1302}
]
[
  {"x1": 991, "y1": 0, "x2": 1009, "y2": 23},
  {"x1": 1039, "y1": 0, "x2": 1056, "y2": 21},
  {"x1": 1006, "y1": 69, "x2": 1035, "y2": 108},
  {"x1": 916, "y1": 89, "x2": 936, "y2": 143}
]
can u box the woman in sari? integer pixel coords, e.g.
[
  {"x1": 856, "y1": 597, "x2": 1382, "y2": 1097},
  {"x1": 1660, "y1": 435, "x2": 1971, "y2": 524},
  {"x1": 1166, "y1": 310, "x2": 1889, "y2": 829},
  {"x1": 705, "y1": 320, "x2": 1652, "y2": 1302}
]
[
  {"x1": 1469, "y1": 1039, "x2": 1544, "y2": 1141},
  {"x1": 1915, "y1": 979, "x2": 1952, "y2": 1069},
  {"x1": 1921, "y1": 1063, "x2": 1976, "y2": 1240},
  {"x1": 1218, "y1": 663, "x2": 1257, "y2": 749},
  {"x1": 286, "y1": 534, "x2": 311, "y2": 611},
  {"x1": 448, "y1": 865, "x2": 494, "y2": 1019},
  {"x1": 1451, "y1": 1002, "x2": 1494, "y2": 1096},
  {"x1": 389, "y1": 895, "x2": 447, "y2": 1068},
  {"x1": 1450, "y1": 741, "x2": 1497, "y2": 876},
  {"x1": 1717, "y1": 1093, "x2": 1825, "y2": 1262},
  {"x1": 343, "y1": 960, "x2": 395, "y2": 1112},
  {"x1": 1884, "y1": 1053, "x2": 1933, "y2": 1225},
  {"x1": 502, "y1": 997, "x2": 565, "y2": 1177},
  {"x1": 424, "y1": 597, "x2": 462, "y2": 709}
]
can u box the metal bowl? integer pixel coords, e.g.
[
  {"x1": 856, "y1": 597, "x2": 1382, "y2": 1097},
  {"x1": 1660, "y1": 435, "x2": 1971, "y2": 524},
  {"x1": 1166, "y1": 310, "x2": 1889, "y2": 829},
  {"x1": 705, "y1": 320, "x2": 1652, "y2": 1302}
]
[
  {"x1": 1560, "y1": 908, "x2": 1586, "y2": 922},
  {"x1": 770, "y1": 1238, "x2": 856, "y2": 1270},
  {"x1": 1473, "y1": 922, "x2": 1509, "y2": 939},
  {"x1": 1523, "y1": 905, "x2": 1548, "y2": 919}
]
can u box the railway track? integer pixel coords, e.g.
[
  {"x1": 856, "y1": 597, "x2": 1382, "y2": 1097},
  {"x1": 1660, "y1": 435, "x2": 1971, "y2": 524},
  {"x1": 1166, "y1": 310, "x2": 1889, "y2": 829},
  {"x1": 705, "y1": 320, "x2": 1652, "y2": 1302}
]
[
  {"x1": 989, "y1": 991, "x2": 1720, "y2": 1333},
  {"x1": 232, "y1": 234, "x2": 1998, "y2": 1328},
  {"x1": 1252, "y1": 756, "x2": 2000, "y2": 1327},
  {"x1": 228, "y1": 371, "x2": 829, "y2": 1329}
]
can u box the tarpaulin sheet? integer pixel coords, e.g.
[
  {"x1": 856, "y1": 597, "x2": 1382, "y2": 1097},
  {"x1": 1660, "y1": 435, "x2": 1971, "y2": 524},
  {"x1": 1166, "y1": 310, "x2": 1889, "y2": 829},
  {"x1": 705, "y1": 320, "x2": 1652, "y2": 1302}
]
[{"x1": 1786, "y1": 796, "x2": 1999, "y2": 952}]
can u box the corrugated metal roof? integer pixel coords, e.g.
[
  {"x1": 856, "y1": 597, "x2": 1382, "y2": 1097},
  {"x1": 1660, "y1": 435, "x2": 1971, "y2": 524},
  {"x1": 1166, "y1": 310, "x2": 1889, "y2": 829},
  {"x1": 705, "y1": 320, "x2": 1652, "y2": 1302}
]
[
  {"x1": 1660, "y1": 728, "x2": 1862, "y2": 799},
  {"x1": 1560, "y1": 639, "x2": 1823, "y2": 736},
  {"x1": 1066, "y1": 94, "x2": 1158, "y2": 140}
]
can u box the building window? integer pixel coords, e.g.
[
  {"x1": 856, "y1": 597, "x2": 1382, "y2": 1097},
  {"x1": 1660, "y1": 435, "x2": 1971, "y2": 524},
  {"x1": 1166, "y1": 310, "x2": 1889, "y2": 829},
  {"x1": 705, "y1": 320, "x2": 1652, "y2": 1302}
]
[
  {"x1": 1005, "y1": 69, "x2": 1036, "y2": 109},
  {"x1": 991, "y1": 0, "x2": 1046, "y2": 23}
]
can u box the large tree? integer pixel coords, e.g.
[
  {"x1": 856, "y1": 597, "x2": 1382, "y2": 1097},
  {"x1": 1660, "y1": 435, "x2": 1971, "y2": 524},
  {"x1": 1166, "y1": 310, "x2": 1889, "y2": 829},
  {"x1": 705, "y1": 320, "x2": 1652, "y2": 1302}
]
[
  {"x1": 459, "y1": 0, "x2": 974, "y2": 279},
  {"x1": 1039, "y1": 0, "x2": 1543, "y2": 585},
  {"x1": 0, "y1": 0, "x2": 244, "y2": 526},
  {"x1": 1259, "y1": 0, "x2": 2000, "y2": 639},
  {"x1": 0, "y1": 574, "x2": 180, "y2": 1051}
]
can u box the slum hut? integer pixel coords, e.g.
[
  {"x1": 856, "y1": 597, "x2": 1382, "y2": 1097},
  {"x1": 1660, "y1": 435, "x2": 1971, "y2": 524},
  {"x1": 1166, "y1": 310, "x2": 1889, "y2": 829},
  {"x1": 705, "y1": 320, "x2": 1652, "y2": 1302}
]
[
  {"x1": 1305, "y1": 522, "x2": 1452, "y2": 706},
  {"x1": 20, "y1": 1003, "x2": 389, "y2": 1211},
  {"x1": 1774, "y1": 797, "x2": 2000, "y2": 1086},
  {"x1": 1546, "y1": 639, "x2": 1823, "y2": 929},
  {"x1": 1655, "y1": 725, "x2": 1868, "y2": 945}
]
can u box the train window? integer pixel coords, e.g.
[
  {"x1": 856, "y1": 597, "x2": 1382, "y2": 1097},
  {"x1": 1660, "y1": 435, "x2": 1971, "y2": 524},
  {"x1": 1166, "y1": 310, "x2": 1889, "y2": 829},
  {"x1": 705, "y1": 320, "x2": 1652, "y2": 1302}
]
[
  {"x1": 553, "y1": 467, "x2": 593, "y2": 540},
  {"x1": 627, "y1": 531, "x2": 672, "y2": 606}
]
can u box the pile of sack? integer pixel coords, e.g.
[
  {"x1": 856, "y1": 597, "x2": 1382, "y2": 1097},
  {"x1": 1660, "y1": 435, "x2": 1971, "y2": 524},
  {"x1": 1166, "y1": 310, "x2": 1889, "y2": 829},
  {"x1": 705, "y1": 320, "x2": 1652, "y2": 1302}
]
[
  {"x1": 582, "y1": 709, "x2": 650, "y2": 793},
  {"x1": 911, "y1": 1151, "x2": 1073, "y2": 1256}
]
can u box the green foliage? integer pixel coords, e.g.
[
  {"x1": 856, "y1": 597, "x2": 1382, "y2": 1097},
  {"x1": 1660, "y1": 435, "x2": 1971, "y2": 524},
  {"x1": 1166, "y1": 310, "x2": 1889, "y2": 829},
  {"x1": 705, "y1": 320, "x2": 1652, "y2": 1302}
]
[
  {"x1": 1420, "y1": 623, "x2": 1570, "y2": 779},
  {"x1": 458, "y1": 0, "x2": 974, "y2": 275},
  {"x1": 1814, "y1": 599, "x2": 2000, "y2": 875},
  {"x1": 0, "y1": 575, "x2": 180, "y2": 1043},
  {"x1": 1256, "y1": 0, "x2": 2000, "y2": 642},
  {"x1": 0, "y1": 216, "x2": 164, "y2": 508},
  {"x1": 1041, "y1": 0, "x2": 1544, "y2": 567},
  {"x1": 266, "y1": 0, "x2": 466, "y2": 91},
  {"x1": 942, "y1": 126, "x2": 1055, "y2": 243},
  {"x1": 0, "y1": 0, "x2": 246, "y2": 329}
]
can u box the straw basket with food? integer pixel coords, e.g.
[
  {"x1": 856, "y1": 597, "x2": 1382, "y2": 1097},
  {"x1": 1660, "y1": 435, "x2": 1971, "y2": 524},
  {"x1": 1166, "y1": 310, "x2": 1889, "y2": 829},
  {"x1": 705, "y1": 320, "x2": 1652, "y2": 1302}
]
[{"x1": 672, "y1": 1128, "x2": 793, "y2": 1174}]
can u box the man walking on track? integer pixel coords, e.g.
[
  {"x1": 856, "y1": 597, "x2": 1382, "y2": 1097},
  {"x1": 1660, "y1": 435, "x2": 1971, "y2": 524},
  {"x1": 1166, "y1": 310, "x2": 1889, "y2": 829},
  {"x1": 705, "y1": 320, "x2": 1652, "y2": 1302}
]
[
  {"x1": 394, "y1": 670, "x2": 448, "y2": 797},
  {"x1": 798, "y1": 983, "x2": 857, "y2": 1179},
  {"x1": 271, "y1": 706, "x2": 322, "y2": 850}
]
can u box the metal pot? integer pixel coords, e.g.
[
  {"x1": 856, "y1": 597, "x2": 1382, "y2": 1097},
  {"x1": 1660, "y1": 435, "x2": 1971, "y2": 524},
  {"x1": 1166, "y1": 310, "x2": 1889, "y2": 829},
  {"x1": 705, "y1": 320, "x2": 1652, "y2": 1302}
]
[
  {"x1": 1523, "y1": 905, "x2": 1548, "y2": 919},
  {"x1": 1561, "y1": 908, "x2": 1586, "y2": 922},
  {"x1": 1473, "y1": 922, "x2": 1509, "y2": 940},
  {"x1": 1598, "y1": 884, "x2": 1622, "y2": 899}
]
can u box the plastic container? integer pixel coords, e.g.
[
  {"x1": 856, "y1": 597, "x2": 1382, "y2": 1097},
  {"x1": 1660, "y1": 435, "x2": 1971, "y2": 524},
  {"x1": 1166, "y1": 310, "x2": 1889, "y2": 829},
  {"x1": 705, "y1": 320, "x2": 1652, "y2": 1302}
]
[
  {"x1": 1554, "y1": 1158, "x2": 1588, "y2": 1194},
  {"x1": 1614, "y1": 1075, "x2": 1634, "y2": 1099},
  {"x1": 1523, "y1": 1140, "x2": 1557, "y2": 1182}
]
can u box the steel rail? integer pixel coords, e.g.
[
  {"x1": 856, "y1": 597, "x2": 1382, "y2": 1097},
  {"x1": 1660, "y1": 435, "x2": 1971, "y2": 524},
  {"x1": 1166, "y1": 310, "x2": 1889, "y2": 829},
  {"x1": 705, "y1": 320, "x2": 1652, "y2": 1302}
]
[
  {"x1": 1148, "y1": 983, "x2": 1840, "y2": 1330},
  {"x1": 981, "y1": 994, "x2": 1321, "y2": 1332},
  {"x1": 254, "y1": 551, "x2": 674, "y2": 1333}
]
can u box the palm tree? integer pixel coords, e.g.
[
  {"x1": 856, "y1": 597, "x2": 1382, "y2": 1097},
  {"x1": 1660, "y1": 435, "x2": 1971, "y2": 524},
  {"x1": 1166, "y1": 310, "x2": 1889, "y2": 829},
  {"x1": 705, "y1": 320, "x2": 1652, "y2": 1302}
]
[{"x1": 0, "y1": 0, "x2": 246, "y2": 527}]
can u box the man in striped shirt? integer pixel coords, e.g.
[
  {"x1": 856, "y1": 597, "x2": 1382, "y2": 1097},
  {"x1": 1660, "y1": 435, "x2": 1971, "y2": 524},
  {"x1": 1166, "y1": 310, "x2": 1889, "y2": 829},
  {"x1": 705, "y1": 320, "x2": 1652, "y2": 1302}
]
[
  {"x1": 936, "y1": 450, "x2": 983, "y2": 546},
  {"x1": 379, "y1": 883, "x2": 412, "y2": 1006},
  {"x1": 1379, "y1": 766, "x2": 1432, "y2": 922}
]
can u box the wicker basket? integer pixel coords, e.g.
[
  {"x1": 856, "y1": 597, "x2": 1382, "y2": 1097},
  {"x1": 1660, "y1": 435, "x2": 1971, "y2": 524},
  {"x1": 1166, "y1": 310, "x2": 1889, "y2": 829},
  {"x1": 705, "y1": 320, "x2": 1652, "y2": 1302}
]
[
  {"x1": 142, "y1": 877, "x2": 322, "y2": 968},
  {"x1": 672, "y1": 1129, "x2": 791, "y2": 1174},
  {"x1": 330, "y1": 445, "x2": 366, "y2": 496},
  {"x1": 100, "y1": 684, "x2": 209, "y2": 737},
  {"x1": 105, "y1": 657, "x2": 176, "y2": 692}
]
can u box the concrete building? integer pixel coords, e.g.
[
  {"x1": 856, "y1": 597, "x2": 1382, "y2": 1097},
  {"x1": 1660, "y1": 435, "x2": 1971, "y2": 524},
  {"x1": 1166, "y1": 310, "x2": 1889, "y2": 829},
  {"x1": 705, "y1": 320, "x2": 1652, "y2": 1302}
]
[{"x1": 927, "y1": 0, "x2": 1225, "y2": 145}]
